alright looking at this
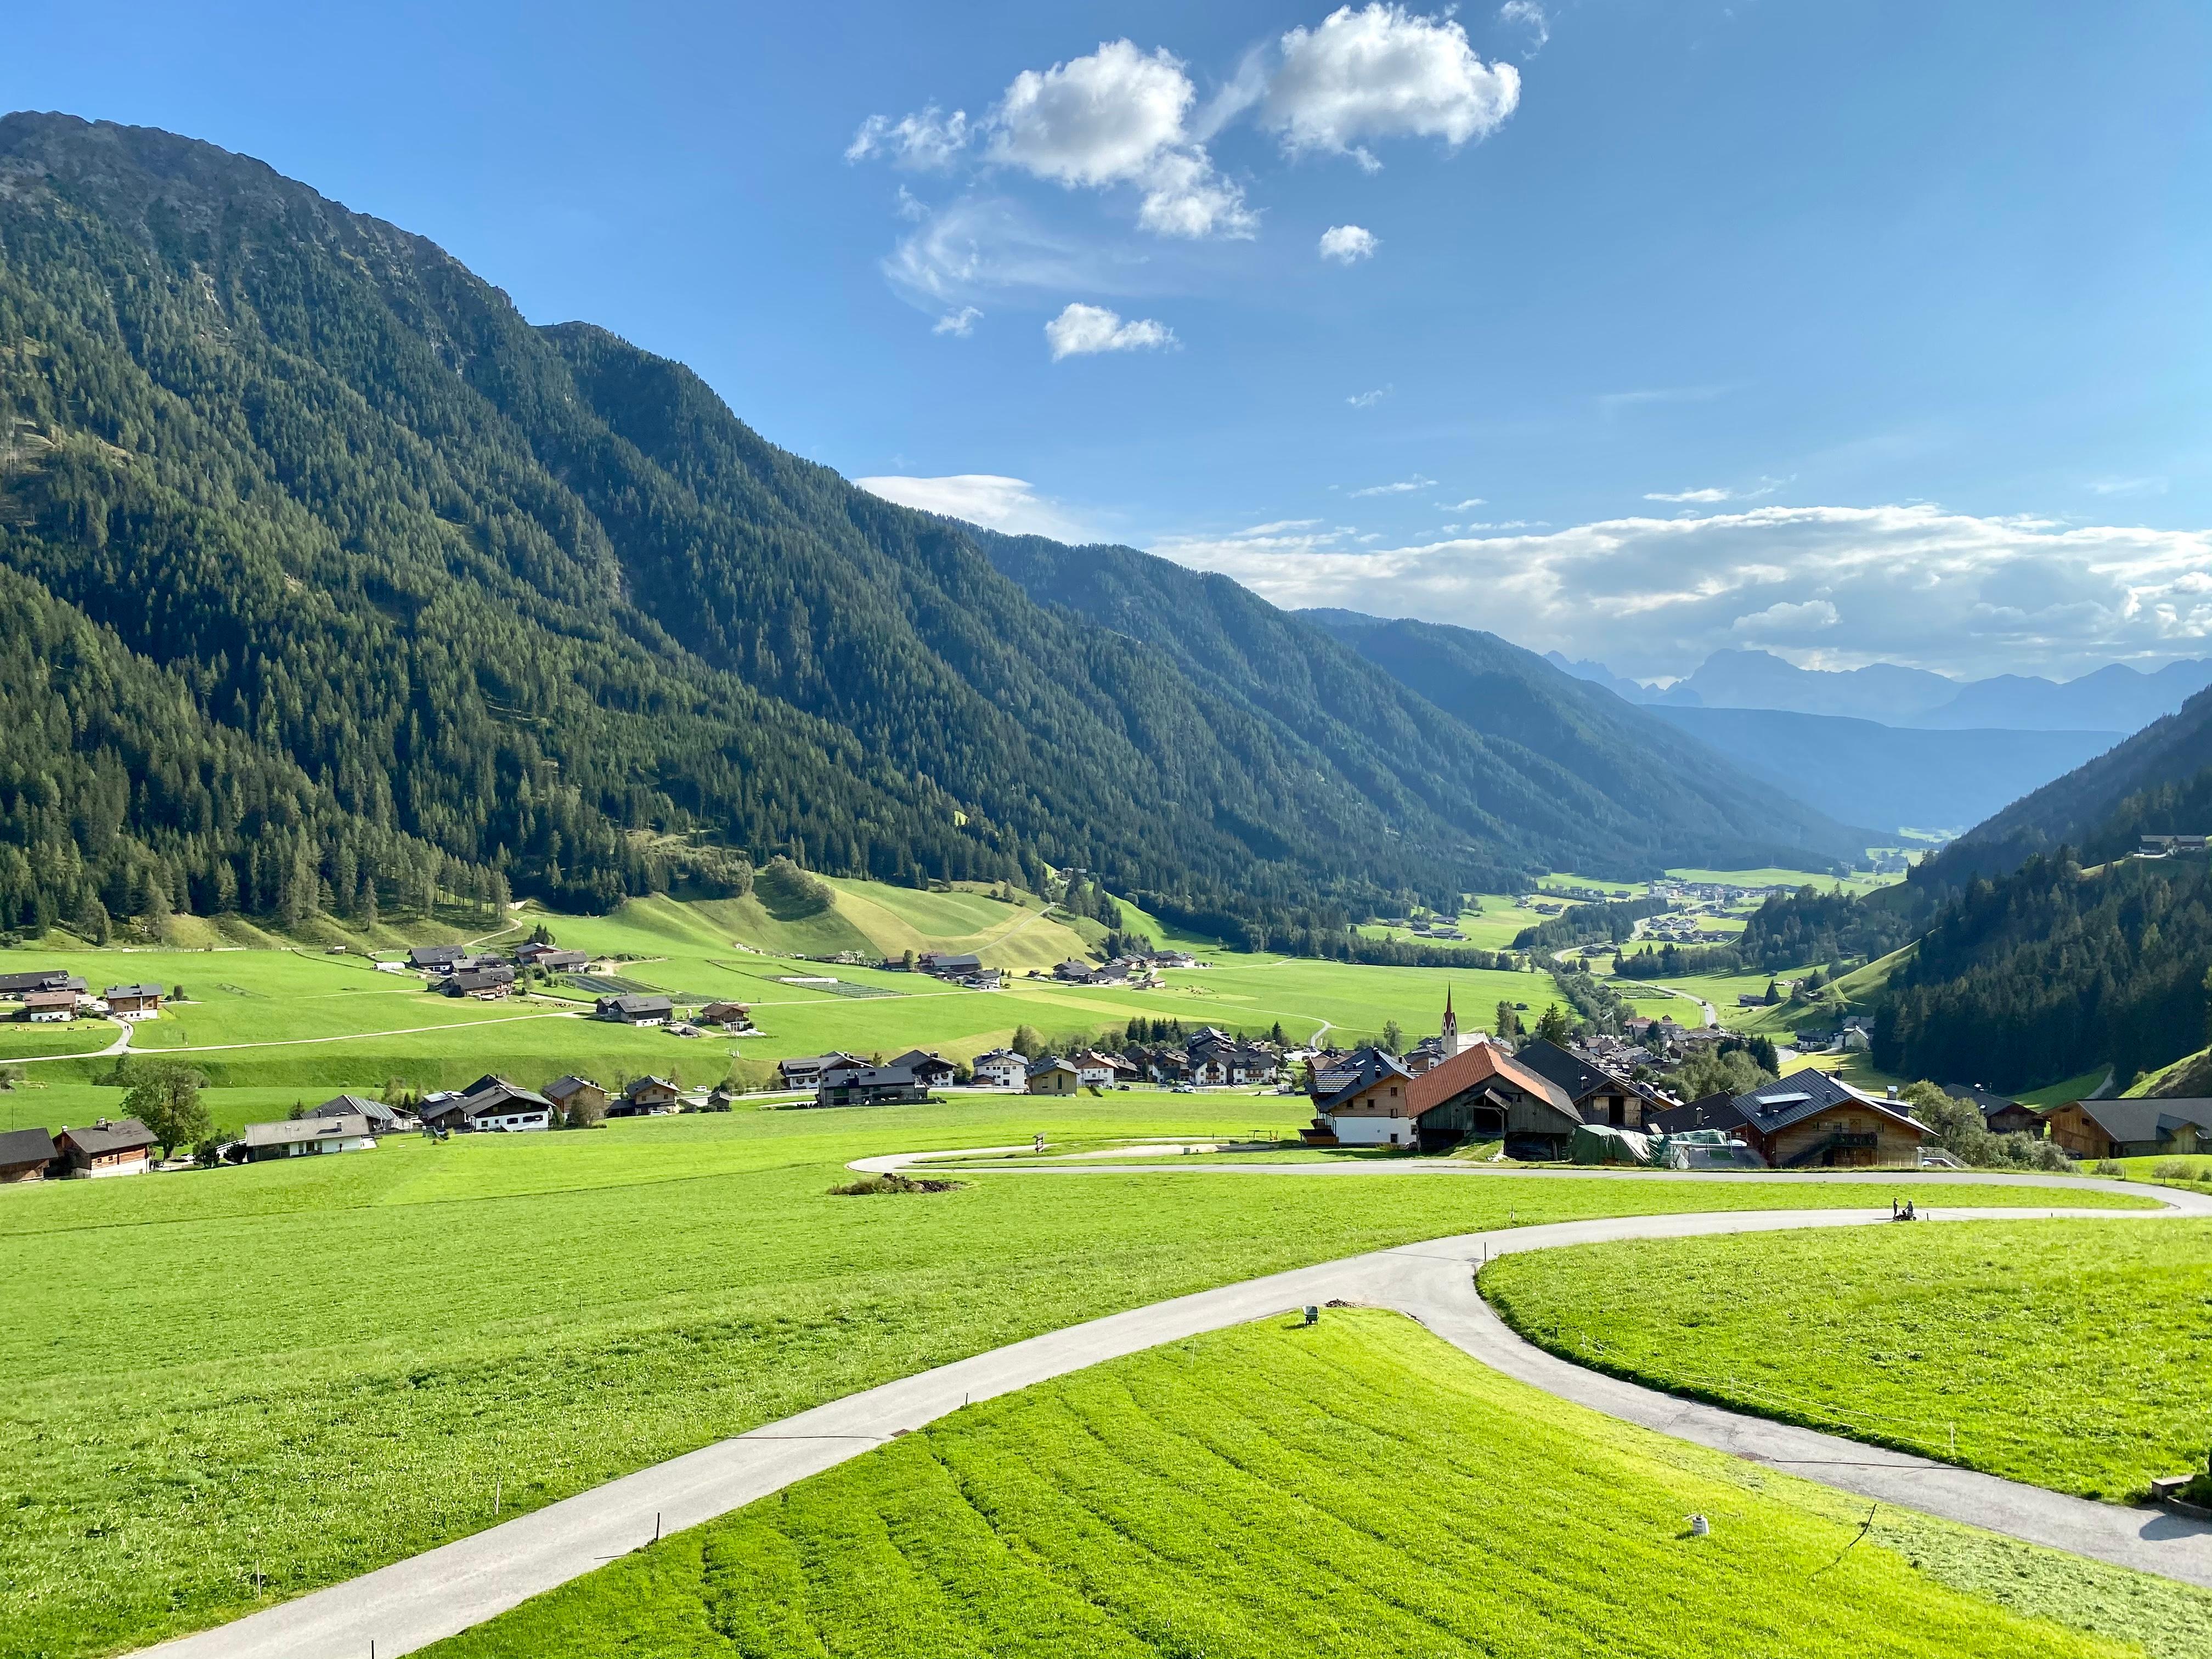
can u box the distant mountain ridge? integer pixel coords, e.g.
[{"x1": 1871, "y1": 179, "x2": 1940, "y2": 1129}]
[
  {"x1": 1645, "y1": 706, "x2": 2119, "y2": 837},
  {"x1": 1547, "y1": 646, "x2": 2212, "y2": 734}
]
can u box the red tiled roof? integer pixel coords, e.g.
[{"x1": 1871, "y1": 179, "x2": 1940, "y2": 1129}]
[{"x1": 1405, "y1": 1041, "x2": 1574, "y2": 1116}]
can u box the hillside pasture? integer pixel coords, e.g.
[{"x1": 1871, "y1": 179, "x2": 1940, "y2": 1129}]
[
  {"x1": 1482, "y1": 1219, "x2": 2212, "y2": 1502},
  {"x1": 0, "y1": 1104, "x2": 2128, "y2": 1659},
  {"x1": 425, "y1": 1310, "x2": 2199, "y2": 1659}
]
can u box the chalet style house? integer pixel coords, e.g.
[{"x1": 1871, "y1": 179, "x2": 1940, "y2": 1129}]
[
  {"x1": 1706, "y1": 1072, "x2": 1932, "y2": 1167},
  {"x1": 443, "y1": 967, "x2": 514, "y2": 999},
  {"x1": 780, "y1": 1053, "x2": 863, "y2": 1088},
  {"x1": 596, "y1": 992, "x2": 673, "y2": 1025},
  {"x1": 513, "y1": 942, "x2": 588, "y2": 972},
  {"x1": 103, "y1": 984, "x2": 164, "y2": 1018},
  {"x1": 888, "y1": 1049, "x2": 958, "y2": 1089},
  {"x1": 972, "y1": 1049, "x2": 1029, "y2": 1090},
  {"x1": 1942, "y1": 1084, "x2": 2042, "y2": 1137},
  {"x1": 544, "y1": 1075, "x2": 611, "y2": 1121},
  {"x1": 309, "y1": 1095, "x2": 415, "y2": 1133},
  {"x1": 1186, "y1": 1029, "x2": 1278, "y2": 1086},
  {"x1": 608, "y1": 1076, "x2": 683, "y2": 1116},
  {"x1": 817, "y1": 1063, "x2": 934, "y2": 1108},
  {"x1": 240, "y1": 1112, "x2": 377, "y2": 1161},
  {"x1": 698, "y1": 1001, "x2": 753, "y2": 1030},
  {"x1": 419, "y1": 1076, "x2": 556, "y2": 1133},
  {"x1": 409, "y1": 945, "x2": 465, "y2": 970},
  {"x1": 50, "y1": 1118, "x2": 156, "y2": 1176},
  {"x1": 1306, "y1": 1037, "x2": 1584, "y2": 1156},
  {"x1": 19, "y1": 989, "x2": 81, "y2": 1022},
  {"x1": 2045, "y1": 1098, "x2": 2212, "y2": 1161}
]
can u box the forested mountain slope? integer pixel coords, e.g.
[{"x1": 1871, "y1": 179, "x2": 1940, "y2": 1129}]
[
  {"x1": 0, "y1": 112, "x2": 1860, "y2": 945},
  {"x1": 1288, "y1": 610, "x2": 1869, "y2": 864},
  {"x1": 1921, "y1": 685, "x2": 2212, "y2": 883}
]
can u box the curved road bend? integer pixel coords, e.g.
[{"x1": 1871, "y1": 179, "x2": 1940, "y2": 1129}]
[{"x1": 133, "y1": 1171, "x2": 2212, "y2": 1659}]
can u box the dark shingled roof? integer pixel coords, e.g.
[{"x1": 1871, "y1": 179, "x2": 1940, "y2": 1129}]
[
  {"x1": 54, "y1": 1118, "x2": 156, "y2": 1157},
  {"x1": 2070, "y1": 1098, "x2": 2212, "y2": 1146},
  {"x1": 0, "y1": 1126, "x2": 55, "y2": 1166},
  {"x1": 1510, "y1": 1037, "x2": 1635, "y2": 1105},
  {"x1": 1724, "y1": 1070, "x2": 1929, "y2": 1137}
]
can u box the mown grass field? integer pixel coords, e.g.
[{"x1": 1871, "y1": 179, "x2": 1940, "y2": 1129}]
[
  {"x1": 425, "y1": 1310, "x2": 2209, "y2": 1659},
  {"x1": 1482, "y1": 1220, "x2": 2212, "y2": 1502},
  {"x1": 0, "y1": 1103, "x2": 2131, "y2": 1659}
]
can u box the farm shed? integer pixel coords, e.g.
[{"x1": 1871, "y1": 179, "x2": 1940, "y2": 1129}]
[
  {"x1": 0, "y1": 1126, "x2": 57, "y2": 1182},
  {"x1": 2045, "y1": 1098, "x2": 2212, "y2": 1161}
]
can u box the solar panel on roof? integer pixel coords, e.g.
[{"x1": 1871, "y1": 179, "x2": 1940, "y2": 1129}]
[{"x1": 1758, "y1": 1092, "x2": 1813, "y2": 1105}]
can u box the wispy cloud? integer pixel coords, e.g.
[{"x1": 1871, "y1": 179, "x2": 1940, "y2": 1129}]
[
  {"x1": 1351, "y1": 473, "x2": 1435, "y2": 496},
  {"x1": 855, "y1": 473, "x2": 1092, "y2": 540},
  {"x1": 1347, "y1": 385, "x2": 1391, "y2": 409},
  {"x1": 1498, "y1": 1, "x2": 1550, "y2": 54},
  {"x1": 2088, "y1": 475, "x2": 2169, "y2": 497},
  {"x1": 1597, "y1": 385, "x2": 1730, "y2": 417},
  {"x1": 1440, "y1": 496, "x2": 1485, "y2": 510},
  {"x1": 932, "y1": 306, "x2": 982, "y2": 337}
]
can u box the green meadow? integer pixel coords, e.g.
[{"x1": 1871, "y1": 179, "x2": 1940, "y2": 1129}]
[
  {"x1": 427, "y1": 1310, "x2": 2209, "y2": 1659},
  {"x1": 1482, "y1": 1219, "x2": 2212, "y2": 1502},
  {"x1": 0, "y1": 1103, "x2": 2124, "y2": 1659}
]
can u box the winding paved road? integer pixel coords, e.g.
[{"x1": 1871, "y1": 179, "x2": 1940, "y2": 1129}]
[{"x1": 133, "y1": 1166, "x2": 2212, "y2": 1659}]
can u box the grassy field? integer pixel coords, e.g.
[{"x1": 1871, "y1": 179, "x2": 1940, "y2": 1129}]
[
  {"x1": 1482, "y1": 1220, "x2": 2212, "y2": 1502},
  {"x1": 425, "y1": 1310, "x2": 2208, "y2": 1659},
  {"x1": 0, "y1": 1101, "x2": 2132, "y2": 1659}
]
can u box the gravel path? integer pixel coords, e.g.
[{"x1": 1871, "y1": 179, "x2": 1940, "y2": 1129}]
[{"x1": 131, "y1": 1166, "x2": 2212, "y2": 1659}]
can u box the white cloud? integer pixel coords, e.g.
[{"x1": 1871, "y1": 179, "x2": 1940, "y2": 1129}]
[
  {"x1": 1146, "y1": 501, "x2": 2212, "y2": 681},
  {"x1": 1351, "y1": 473, "x2": 1434, "y2": 496},
  {"x1": 847, "y1": 105, "x2": 973, "y2": 170},
  {"x1": 932, "y1": 306, "x2": 982, "y2": 337},
  {"x1": 1045, "y1": 302, "x2": 1176, "y2": 359},
  {"x1": 1731, "y1": 599, "x2": 1840, "y2": 636},
  {"x1": 2089, "y1": 475, "x2": 2169, "y2": 497},
  {"x1": 1347, "y1": 385, "x2": 1391, "y2": 408},
  {"x1": 854, "y1": 473, "x2": 1091, "y2": 539},
  {"x1": 1440, "y1": 496, "x2": 1485, "y2": 509},
  {"x1": 1265, "y1": 5, "x2": 1521, "y2": 165},
  {"x1": 1645, "y1": 478, "x2": 1782, "y2": 505},
  {"x1": 1318, "y1": 223, "x2": 1380, "y2": 263},
  {"x1": 1498, "y1": 1, "x2": 1549, "y2": 53},
  {"x1": 883, "y1": 197, "x2": 1126, "y2": 308},
  {"x1": 987, "y1": 40, "x2": 1255, "y2": 239}
]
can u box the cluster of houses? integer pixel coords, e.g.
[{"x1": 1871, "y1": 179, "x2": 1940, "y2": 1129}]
[
  {"x1": 882, "y1": 952, "x2": 1005, "y2": 990},
  {"x1": 774, "y1": 1026, "x2": 1284, "y2": 1108},
  {"x1": 1041, "y1": 949, "x2": 1198, "y2": 987},
  {"x1": 408, "y1": 941, "x2": 590, "y2": 1000},
  {"x1": 1301, "y1": 995, "x2": 1917, "y2": 1168},
  {"x1": 1373, "y1": 916, "x2": 1468, "y2": 941},
  {"x1": 1302, "y1": 993, "x2": 2212, "y2": 1168},
  {"x1": 0, "y1": 1118, "x2": 163, "y2": 1181},
  {"x1": 0, "y1": 968, "x2": 166, "y2": 1022}
]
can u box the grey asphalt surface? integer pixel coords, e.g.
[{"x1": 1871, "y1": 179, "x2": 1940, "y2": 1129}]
[{"x1": 132, "y1": 1167, "x2": 2212, "y2": 1658}]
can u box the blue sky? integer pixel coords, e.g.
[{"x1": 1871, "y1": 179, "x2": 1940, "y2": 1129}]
[{"x1": 8, "y1": 1, "x2": 2209, "y2": 681}]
